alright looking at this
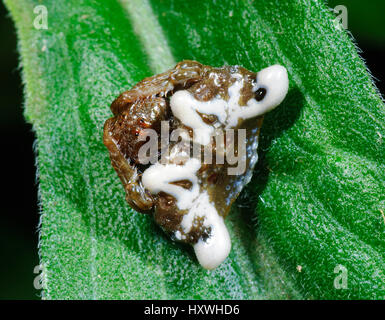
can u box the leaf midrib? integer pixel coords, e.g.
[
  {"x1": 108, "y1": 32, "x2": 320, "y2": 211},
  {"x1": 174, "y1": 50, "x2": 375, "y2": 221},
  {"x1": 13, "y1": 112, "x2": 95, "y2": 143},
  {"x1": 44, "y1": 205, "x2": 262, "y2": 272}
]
[{"x1": 119, "y1": 0, "x2": 175, "y2": 73}]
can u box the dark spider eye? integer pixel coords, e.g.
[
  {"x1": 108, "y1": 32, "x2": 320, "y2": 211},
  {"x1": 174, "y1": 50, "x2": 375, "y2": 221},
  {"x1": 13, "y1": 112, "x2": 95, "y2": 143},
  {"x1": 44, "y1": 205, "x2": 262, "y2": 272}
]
[{"x1": 255, "y1": 87, "x2": 266, "y2": 101}]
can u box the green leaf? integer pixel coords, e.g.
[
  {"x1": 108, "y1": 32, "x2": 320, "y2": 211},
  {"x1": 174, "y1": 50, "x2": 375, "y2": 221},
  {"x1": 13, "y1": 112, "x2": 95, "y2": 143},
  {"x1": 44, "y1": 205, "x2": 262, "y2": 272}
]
[
  {"x1": 5, "y1": 0, "x2": 385, "y2": 299},
  {"x1": 328, "y1": 0, "x2": 385, "y2": 46}
]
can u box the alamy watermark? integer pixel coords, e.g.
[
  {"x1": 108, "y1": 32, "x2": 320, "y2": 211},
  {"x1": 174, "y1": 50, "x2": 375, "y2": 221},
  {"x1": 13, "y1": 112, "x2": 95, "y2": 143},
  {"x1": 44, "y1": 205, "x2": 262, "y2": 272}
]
[
  {"x1": 136, "y1": 121, "x2": 248, "y2": 175},
  {"x1": 33, "y1": 264, "x2": 46, "y2": 290},
  {"x1": 333, "y1": 5, "x2": 348, "y2": 30},
  {"x1": 33, "y1": 5, "x2": 48, "y2": 30},
  {"x1": 333, "y1": 264, "x2": 348, "y2": 289}
]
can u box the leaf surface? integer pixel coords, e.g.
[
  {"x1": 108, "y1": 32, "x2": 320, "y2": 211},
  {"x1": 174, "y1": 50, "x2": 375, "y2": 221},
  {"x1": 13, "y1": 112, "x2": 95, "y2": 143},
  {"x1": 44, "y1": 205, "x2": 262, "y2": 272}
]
[{"x1": 5, "y1": 0, "x2": 385, "y2": 299}]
